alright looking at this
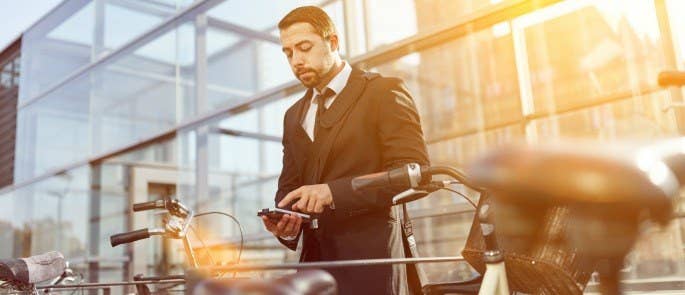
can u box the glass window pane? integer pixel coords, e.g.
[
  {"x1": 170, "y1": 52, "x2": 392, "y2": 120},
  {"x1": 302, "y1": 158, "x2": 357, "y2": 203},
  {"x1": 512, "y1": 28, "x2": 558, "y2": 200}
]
[
  {"x1": 207, "y1": 0, "x2": 324, "y2": 32},
  {"x1": 373, "y1": 24, "x2": 520, "y2": 142},
  {"x1": 20, "y1": 1, "x2": 95, "y2": 102},
  {"x1": 363, "y1": 0, "x2": 500, "y2": 51},
  {"x1": 19, "y1": 0, "x2": 192, "y2": 104},
  {"x1": 14, "y1": 75, "x2": 91, "y2": 182},
  {"x1": 531, "y1": 91, "x2": 678, "y2": 140},
  {"x1": 103, "y1": 2, "x2": 166, "y2": 54},
  {"x1": 0, "y1": 191, "x2": 19, "y2": 258},
  {"x1": 666, "y1": 0, "x2": 685, "y2": 70},
  {"x1": 363, "y1": 0, "x2": 417, "y2": 50},
  {"x1": 517, "y1": 0, "x2": 665, "y2": 115},
  {"x1": 93, "y1": 22, "x2": 195, "y2": 158}
]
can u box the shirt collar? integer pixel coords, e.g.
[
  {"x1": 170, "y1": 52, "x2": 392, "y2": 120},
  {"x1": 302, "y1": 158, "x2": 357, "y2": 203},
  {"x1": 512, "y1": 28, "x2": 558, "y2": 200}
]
[{"x1": 312, "y1": 61, "x2": 352, "y2": 99}]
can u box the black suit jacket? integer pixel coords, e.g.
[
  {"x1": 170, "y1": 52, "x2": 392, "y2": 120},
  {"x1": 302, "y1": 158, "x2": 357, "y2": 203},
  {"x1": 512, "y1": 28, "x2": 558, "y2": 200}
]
[{"x1": 275, "y1": 67, "x2": 429, "y2": 294}]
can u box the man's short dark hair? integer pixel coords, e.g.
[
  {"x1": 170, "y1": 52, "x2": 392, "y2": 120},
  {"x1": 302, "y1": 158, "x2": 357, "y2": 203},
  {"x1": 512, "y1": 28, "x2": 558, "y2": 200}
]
[{"x1": 278, "y1": 6, "x2": 337, "y2": 39}]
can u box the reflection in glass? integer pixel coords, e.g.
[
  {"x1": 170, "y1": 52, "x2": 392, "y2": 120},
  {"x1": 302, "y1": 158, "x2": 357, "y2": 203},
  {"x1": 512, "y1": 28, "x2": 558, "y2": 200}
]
[
  {"x1": 92, "y1": 22, "x2": 196, "y2": 155},
  {"x1": 20, "y1": 0, "x2": 192, "y2": 103},
  {"x1": 363, "y1": 0, "x2": 500, "y2": 51},
  {"x1": 20, "y1": 2, "x2": 95, "y2": 102},
  {"x1": 14, "y1": 75, "x2": 91, "y2": 182},
  {"x1": 666, "y1": 0, "x2": 685, "y2": 70},
  {"x1": 374, "y1": 24, "x2": 520, "y2": 142},
  {"x1": 532, "y1": 91, "x2": 678, "y2": 140},
  {"x1": 517, "y1": 0, "x2": 665, "y2": 115}
]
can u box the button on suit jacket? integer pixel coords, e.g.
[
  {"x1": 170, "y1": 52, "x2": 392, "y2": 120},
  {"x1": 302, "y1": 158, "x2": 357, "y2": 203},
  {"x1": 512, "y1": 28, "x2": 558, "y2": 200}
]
[{"x1": 275, "y1": 67, "x2": 430, "y2": 295}]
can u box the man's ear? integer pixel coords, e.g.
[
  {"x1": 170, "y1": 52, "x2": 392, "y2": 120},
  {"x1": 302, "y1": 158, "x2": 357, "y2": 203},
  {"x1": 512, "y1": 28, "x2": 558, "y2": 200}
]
[{"x1": 328, "y1": 34, "x2": 340, "y2": 52}]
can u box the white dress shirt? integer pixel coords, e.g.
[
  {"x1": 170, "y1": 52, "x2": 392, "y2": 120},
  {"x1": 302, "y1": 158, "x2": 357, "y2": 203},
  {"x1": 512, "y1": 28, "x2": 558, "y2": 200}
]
[{"x1": 301, "y1": 61, "x2": 352, "y2": 141}]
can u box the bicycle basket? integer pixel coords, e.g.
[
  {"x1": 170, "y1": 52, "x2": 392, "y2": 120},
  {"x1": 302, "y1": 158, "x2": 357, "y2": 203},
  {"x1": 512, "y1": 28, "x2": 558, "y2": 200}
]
[{"x1": 462, "y1": 194, "x2": 596, "y2": 295}]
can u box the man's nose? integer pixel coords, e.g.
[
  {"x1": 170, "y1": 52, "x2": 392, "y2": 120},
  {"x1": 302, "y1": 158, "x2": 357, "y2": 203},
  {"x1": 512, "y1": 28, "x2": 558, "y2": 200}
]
[{"x1": 291, "y1": 52, "x2": 305, "y2": 68}]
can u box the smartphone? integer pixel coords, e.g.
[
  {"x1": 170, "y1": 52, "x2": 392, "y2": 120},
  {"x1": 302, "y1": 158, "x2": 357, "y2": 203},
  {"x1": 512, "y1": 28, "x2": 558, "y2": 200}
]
[{"x1": 257, "y1": 208, "x2": 311, "y2": 221}]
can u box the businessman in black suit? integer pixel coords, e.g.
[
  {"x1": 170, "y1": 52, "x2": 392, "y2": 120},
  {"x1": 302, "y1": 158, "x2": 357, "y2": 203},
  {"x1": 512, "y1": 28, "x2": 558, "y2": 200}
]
[{"x1": 261, "y1": 6, "x2": 429, "y2": 295}]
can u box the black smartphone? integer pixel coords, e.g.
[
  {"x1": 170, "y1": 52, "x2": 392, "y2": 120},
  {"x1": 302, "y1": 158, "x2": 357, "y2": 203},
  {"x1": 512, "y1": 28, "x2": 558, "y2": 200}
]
[{"x1": 257, "y1": 208, "x2": 311, "y2": 221}]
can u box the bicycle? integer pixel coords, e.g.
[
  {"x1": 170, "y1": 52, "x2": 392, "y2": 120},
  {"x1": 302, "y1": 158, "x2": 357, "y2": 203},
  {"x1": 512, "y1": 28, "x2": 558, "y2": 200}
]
[
  {"x1": 108, "y1": 195, "x2": 341, "y2": 294},
  {"x1": 0, "y1": 251, "x2": 81, "y2": 294}
]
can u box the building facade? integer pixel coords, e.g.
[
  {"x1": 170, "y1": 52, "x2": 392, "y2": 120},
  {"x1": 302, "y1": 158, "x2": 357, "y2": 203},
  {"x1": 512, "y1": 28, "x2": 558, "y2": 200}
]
[{"x1": 1, "y1": 0, "x2": 685, "y2": 291}]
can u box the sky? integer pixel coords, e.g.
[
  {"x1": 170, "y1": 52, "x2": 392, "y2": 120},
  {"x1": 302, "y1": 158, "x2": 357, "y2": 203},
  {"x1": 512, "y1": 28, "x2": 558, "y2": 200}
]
[{"x1": 0, "y1": 0, "x2": 63, "y2": 50}]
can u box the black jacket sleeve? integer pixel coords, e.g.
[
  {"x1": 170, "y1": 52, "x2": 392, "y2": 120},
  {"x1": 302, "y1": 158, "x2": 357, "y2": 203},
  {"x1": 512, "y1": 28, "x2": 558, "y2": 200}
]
[
  {"x1": 327, "y1": 79, "x2": 430, "y2": 218},
  {"x1": 274, "y1": 112, "x2": 303, "y2": 251}
]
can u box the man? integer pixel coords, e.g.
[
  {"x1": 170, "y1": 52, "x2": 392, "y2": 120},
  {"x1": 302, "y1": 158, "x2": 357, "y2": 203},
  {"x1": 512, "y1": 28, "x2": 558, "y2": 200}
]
[{"x1": 261, "y1": 6, "x2": 429, "y2": 295}]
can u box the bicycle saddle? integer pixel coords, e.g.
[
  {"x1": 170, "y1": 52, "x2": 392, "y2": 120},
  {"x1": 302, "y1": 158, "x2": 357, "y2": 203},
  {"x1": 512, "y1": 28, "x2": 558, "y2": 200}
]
[
  {"x1": 0, "y1": 251, "x2": 66, "y2": 285},
  {"x1": 467, "y1": 141, "x2": 678, "y2": 224},
  {"x1": 192, "y1": 269, "x2": 337, "y2": 295},
  {"x1": 275, "y1": 269, "x2": 337, "y2": 295}
]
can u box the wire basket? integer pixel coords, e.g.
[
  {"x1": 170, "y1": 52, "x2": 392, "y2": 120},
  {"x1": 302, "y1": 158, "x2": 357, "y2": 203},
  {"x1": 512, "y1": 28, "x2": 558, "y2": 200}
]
[{"x1": 462, "y1": 195, "x2": 595, "y2": 295}]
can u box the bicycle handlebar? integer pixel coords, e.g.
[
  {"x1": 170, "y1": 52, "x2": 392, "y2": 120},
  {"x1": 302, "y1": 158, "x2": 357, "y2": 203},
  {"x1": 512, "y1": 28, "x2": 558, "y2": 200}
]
[
  {"x1": 110, "y1": 228, "x2": 152, "y2": 247},
  {"x1": 658, "y1": 71, "x2": 685, "y2": 87},
  {"x1": 132, "y1": 200, "x2": 166, "y2": 212},
  {"x1": 351, "y1": 164, "x2": 484, "y2": 193}
]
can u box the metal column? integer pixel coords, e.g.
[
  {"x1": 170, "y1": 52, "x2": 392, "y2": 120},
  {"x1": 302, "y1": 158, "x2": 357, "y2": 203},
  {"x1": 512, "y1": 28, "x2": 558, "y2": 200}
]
[{"x1": 195, "y1": 12, "x2": 209, "y2": 211}]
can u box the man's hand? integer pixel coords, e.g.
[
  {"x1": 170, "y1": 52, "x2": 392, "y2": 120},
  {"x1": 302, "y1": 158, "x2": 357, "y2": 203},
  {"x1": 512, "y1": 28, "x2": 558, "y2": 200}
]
[
  {"x1": 278, "y1": 184, "x2": 333, "y2": 214},
  {"x1": 262, "y1": 214, "x2": 302, "y2": 237}
]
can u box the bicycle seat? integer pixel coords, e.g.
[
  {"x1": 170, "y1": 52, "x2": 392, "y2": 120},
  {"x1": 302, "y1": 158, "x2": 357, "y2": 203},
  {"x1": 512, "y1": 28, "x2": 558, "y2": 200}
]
[
  {"x1": 467, "y1": 142, "x2": 677, "y2": 223},
  {"x1": 0, "y1": 251, "x2": 66, "y2": 285},
  {"x1": 275, "y1": 269, "x2": 337, "y2": 294},
  {"x1": 192, "y1": 269, "x2": 337, "y2": 295}
]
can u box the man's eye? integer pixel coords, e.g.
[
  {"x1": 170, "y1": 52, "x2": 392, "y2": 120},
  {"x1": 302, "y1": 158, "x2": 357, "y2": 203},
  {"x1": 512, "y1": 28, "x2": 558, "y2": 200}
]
[{"x1": 300, "y1": 45, "x2": 312, "y2": 51}]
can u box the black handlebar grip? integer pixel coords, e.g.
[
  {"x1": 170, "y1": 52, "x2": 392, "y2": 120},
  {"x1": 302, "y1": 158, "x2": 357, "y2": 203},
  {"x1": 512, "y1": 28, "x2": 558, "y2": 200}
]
[
  {"x1": 133, "y1": 200, "x2": 163, "y2": 212},
  {"x1": 351, "y1": 171, "x2": 389, "y2": 192},
  {"x1": 110, "y1": 228, "x2": 151, "y2": 247},
  {"x1": 658, "y1": 71, "x2": 685, "y2": 87}
]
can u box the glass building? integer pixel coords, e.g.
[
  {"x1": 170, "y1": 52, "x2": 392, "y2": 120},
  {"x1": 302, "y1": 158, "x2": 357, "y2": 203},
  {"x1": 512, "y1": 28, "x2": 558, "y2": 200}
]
[{"x1": 2, "y1": 0, "x2": 685, "y2": 292}]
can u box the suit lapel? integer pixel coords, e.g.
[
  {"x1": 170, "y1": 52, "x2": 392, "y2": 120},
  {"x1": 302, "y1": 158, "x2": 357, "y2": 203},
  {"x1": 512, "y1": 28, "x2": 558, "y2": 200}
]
[
  {"x1": 286, "y1": 89, "x2": 312, "y2": 143},
  {"x1": 312, "y1": 68, "x2": 369, "y2": 182},
  {"x1": 285, "y1": 91, "x2": 314, "y2": 175},
  {"x1": 320, "y1": 68, "x2": 366, "y2": 128}
]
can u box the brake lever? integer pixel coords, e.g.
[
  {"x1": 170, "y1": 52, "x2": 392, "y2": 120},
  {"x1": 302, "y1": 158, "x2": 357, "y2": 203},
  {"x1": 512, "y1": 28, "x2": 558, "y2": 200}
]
[
  {"x1": 393, "y1": 188, "x2": 429, "y2": 205},
  {"x1": 392, "y1": 181, "x2": 450, "y2": 205}
]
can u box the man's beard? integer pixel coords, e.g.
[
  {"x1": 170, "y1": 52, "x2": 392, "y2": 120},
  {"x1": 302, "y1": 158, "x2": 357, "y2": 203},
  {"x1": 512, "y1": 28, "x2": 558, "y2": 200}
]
[{"x1": 296, "y1": 69, "x2": 321, "y2": 88}]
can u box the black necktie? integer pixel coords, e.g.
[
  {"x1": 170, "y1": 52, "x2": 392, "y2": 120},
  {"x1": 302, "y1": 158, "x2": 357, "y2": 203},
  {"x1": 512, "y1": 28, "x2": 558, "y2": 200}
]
[{"x1": 314, "y1": 88, "x2": 335, "y2": 141}]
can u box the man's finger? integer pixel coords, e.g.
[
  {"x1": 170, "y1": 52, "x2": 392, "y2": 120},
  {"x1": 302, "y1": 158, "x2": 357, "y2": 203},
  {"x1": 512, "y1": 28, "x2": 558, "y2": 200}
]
[
  {"x1": 276, "y1": 215, "x2": 290, "y2": 233},
  {"x1": 262, "y1": 216, "x2": 277, "y2": 232},
  {"x1": 314, "y1": 201, "x2": 324, "y2": 213},
  {"x1": 292, "y1": 215, "x2": 302, "y2": 234},
  {"x1": 278, "y1": 187, "x2": 304, "y2": 208},
  {"x1": 294, "y1": 194, "x2": 309, "y2": 212},
  {"x1": 262, "y1": 216, "x2": 274, "y2": 227},
  {"x1": 283, "y1": 214, "x2": 296, "y2": 234},
  {"x1": 306, "y1": 196, "x2": 316, "y2": 213},
  {"x1": 286, "y1": 215, "x2": 303, "y2": 236},
  {"x1": 290, "y1": 216, "x2": 302, "y2": 236}
]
